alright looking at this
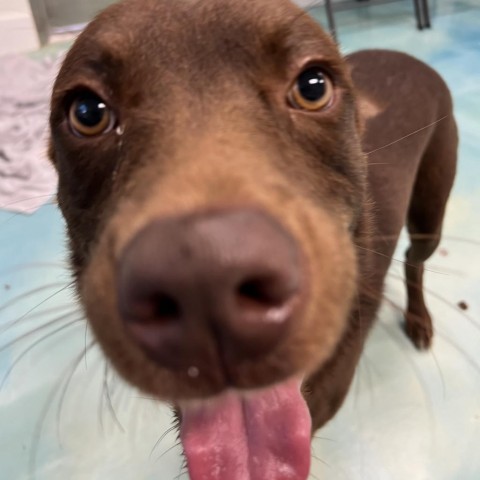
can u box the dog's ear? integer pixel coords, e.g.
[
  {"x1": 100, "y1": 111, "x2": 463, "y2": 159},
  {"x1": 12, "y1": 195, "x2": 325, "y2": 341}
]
[
  {"x1": 48, "y1": 138, "x2": 58, "y2": 169},
  {"x1": 46, "y1": 140, "x2": 59, "y2": 205}
]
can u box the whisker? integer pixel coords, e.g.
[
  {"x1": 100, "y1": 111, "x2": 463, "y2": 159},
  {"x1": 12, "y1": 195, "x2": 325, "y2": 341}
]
[
  {"x1": 430, "y1": 348, "x2": 447, "y2": 400},
  {"x1": 376, "y1": 322, "x2": 436, "y2": 436},
  {"x1": 388, "y1": 272, "x2": 480, "y2": 333},
  {"x1": 150, "y1": 425, "x2": 178, "y2": 458},
  {"x1": 0, "y1": 282, "x2": 69, "y2": 317},
  {"x1": 84, "y1": 322, "x2": 89, "y2": 370},
  {"x1": 71, "y1": 353, "x2": 104, "y2": 419},
  {"x1": 103, "y1": 362, "x2": 125, "y2": 432},
  {"x1": 366, "y1": 116, "x2": 449, "y2": 156},
  {"x1": 311, "y1": 450, "x2": 331, "y2": 469},
  {"x1": 352, "y1": 294, "x2": 374, "y2": 407},
  {"x1": 56, "y1": 339, "x2": 95, "y2": 445},
  {"x1": 0, "y1": 201, "x2": 56, "y2": 228},
  {"x1": 434, "y1": 234, "x2": 480, "y2": 247},
  {"x1": 28, "y1": 345, "x2": 94, "y2": 480},
  {"x1": 156, "y1": 441, "x2": 182, "y2": 462},
  {"x1": 358, "y1": 282, "x2": 395, "y2": 309},
  {"x1": 309, "y1": 470, "x2": 321, "y2": 480},
  {"x1": 174, "y1": 458, "x2": 188, "y2": 480},
  {"x1": 97, "y1": 360, "x2": 125, "y2": 436},
  {"x1": 0, "y1": 303, "x2": 76, "y2": 333},
  {"x1": 174, "y1": 471, "x2": 189, "y2": 480},
  {"x1": 0, "y1": 310, "x2": 79, "y2": 354},
  {"x1": 355, "y1": 244, "x2": 449, "y2": 275},
  {"x1": 358, "y1": 232, "x2": 480, "y2": 247},
  {"x1": 110, "y1": 378, "x2": 130, "y2": 427},
  {"x1": 313, "y1": 435, "x2": 337, "y2": 443},
  {"x1": 98, "y1": 364, "x2": 106, "y2": 435},
  {"x1": 0, "y1": 281, "x2": 75, "y2": 334},
  {"x1": 436, "y1": 330, "x2": 480, "y2": 377},
  {"x1": 359, "y1": 352, "x2": 377, "y2": 407},
  {"x1": 353, "y1": 350, "x2": 363, "y2": 409},
  {"x1": 381, "y1": 298, "x2": 450, "y2": 397},
  {"x1": 0, "y1": 318, "x2": 83, "y2": 390},
  {"x1": 0, "y1": 262, "x2": 66, "y2": 276},
  {"x1": 360, "y1": 283, "x2": 450, "y2": 401},
  {"x1": 0, "y1": 194, "x2": 55, "y2": 210}
]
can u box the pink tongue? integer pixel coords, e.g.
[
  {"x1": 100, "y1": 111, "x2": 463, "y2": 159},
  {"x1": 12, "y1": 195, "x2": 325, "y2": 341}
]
[{"x1": 180, "y1": 379, "x2": 311, "y2": 480}]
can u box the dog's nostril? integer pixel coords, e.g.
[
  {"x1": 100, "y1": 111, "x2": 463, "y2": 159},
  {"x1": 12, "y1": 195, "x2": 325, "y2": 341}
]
[
  {"x1": 153, "y1": 293, "x2": 181, "y2": 321},
  {"x1": 237, "y1": 277, "x2": 283, "y2": 307}
]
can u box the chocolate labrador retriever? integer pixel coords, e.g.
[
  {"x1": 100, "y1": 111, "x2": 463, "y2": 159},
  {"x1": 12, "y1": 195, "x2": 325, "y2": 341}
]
[{"x1": 48, "y1": 0, "x2": 457, "y2": 478}]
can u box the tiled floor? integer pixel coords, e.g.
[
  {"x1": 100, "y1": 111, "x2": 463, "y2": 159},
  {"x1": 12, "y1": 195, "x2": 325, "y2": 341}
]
[{"x1": 0, "y1": 1, "x2": 479, "y2": 479}]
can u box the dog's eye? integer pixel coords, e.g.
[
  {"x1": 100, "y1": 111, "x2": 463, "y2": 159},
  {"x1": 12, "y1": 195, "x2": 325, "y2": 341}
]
[
  {"x1": 68, "y1": 92, "x2": 114, "y2": 137},
  {"x1": 289, "y1": 67, "x2": 333, "y2": 112}
]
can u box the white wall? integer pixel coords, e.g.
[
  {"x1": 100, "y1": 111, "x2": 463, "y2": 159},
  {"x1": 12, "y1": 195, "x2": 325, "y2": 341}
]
[{"x1": 0, "y1": 0, "x2": 40, "y2": 55}]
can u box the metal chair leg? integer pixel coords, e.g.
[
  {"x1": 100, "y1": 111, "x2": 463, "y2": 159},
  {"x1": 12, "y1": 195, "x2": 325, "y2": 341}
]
[
  {"x1": 421, "y1": 0, "x2": 432, "y2": 28},
  {"x1": 324, "y1": 0, "x2": 337, "y2": 42},
  {"x1": 413, "y1": 0, "x2": 424, "y2": 30}
]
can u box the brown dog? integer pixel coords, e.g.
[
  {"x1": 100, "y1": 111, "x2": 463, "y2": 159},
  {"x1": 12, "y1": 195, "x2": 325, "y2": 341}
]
[{"x1": 48, "y1": 0, "x2": 458, "y2": 478}]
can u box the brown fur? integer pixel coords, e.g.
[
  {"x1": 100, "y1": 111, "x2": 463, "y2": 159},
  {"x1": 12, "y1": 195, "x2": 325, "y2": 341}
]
[{"x1": 49, "y1": 0, "x2": 457, "y2": 453}]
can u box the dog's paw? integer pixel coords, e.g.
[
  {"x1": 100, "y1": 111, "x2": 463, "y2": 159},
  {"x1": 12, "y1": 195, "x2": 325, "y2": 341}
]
[{"x1": 404, "y1": 311, "x2": 433, "y2": 350}]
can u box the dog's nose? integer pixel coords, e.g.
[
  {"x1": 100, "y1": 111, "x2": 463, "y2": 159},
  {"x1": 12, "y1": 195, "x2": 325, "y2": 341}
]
[{"x1": 117, "y1": 209, "x2": 302, "y2": 370}]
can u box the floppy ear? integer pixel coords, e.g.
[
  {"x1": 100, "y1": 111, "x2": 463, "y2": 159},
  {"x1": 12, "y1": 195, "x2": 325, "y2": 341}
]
[
  {"x1": 48, "y1": 138, "x2": 58, "y2": 168},
  {"x1": 46, "y1": 140, "x2": 59, "y2": 206}
]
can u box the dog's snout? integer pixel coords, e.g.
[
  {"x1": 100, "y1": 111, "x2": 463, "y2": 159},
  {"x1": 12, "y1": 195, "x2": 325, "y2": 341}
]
[{"x1": 117, "y1": 209, "x2": 303, "y2": 371}]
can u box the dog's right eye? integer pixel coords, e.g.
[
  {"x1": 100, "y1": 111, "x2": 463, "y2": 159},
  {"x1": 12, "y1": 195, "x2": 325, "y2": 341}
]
[{"x1": 68, "y1": 92, "x2": 115, "y2": 137}]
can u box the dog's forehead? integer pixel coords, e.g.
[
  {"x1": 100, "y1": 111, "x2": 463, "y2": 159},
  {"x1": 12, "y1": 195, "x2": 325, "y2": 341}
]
[
  {"x1": 91, "y1": 0, "x2": 307, "y2": 39},
  {"x1": 62, "y1": 0, "x2": 336, "y2": 79}
]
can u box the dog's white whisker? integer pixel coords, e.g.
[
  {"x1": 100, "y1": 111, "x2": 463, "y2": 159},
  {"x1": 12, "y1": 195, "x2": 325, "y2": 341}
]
[
  {"x1": 29, "y1": 346, "x2": 94, "y2": 479},
  {"x1": 0, "y1": 318, "x2": 84, "y2": 391},
  {"x1": 366, "y1": 115, "x2": 449, "y2": 156}
]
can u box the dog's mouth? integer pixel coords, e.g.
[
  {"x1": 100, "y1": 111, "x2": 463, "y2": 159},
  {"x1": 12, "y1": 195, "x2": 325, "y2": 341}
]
[{"x1": 179, "y1": 378, "x2": 311, "y2": 480}]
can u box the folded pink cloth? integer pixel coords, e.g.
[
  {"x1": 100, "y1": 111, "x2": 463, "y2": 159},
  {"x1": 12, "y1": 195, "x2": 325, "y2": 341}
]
[{"x1": 0, "y1": 53, "x2": 63, "y2": 214}]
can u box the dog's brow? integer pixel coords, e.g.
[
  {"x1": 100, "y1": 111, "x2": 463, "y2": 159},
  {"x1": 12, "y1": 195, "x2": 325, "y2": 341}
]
[
  {"x1": 63, "y1": 48, "x2": 124, "y2": 86},
  {"x1": 287, "y1": 9, "x2": 313, "y2": 30},
  {"x1": 85, "y1": 57, "x2": 118, "y2": 77},
  {"x1": 265, "y1": 12, "x2": 340, "y2": 69}
]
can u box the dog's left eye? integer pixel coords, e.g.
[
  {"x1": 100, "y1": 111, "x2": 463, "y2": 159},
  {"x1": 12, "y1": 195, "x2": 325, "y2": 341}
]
[
  {"x1": 68, "y1": 92, "x2": 115, "y2": 137},
  {"x1": 289, "y1": 67, "x2": 334, "y2": 112}
]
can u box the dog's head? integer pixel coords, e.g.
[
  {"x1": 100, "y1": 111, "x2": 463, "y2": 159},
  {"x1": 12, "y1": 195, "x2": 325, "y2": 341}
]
[{"x1": 49, "y1": 0, "x2": 367, "y2": 478}]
